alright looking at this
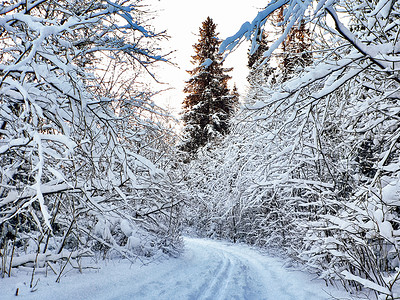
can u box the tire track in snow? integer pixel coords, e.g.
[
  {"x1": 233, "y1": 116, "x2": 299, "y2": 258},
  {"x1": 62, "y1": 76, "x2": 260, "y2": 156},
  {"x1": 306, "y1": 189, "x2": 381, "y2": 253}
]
[
  {"x1": 186, "y1": 238, "x2": 269, "y2": 300},
  {"x1": 184, "y1": 238, "x2": 342, "y2": 300},
  {"x1": 196, "y1": 252, "x2": 232, "y2": 300}
]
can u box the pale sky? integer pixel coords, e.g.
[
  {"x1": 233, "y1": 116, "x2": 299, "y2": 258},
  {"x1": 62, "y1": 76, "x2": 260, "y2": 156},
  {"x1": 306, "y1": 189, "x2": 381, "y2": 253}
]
[{"x1": 148, "y1": 0, "x2": 267, "y2": 115}]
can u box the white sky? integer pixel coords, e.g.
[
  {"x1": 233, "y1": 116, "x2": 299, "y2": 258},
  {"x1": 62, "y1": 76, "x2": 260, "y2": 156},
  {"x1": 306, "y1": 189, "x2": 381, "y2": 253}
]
[{"x1": 147, "y1": 0, "x2": 267, "y2": 115}]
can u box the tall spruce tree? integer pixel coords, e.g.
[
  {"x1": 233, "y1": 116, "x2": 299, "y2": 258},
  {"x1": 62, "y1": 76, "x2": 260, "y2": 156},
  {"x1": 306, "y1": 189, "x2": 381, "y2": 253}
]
[
  {"x1": 247, "y1": 30, "x2": 276, "y2": 103},
  {"x1": 247, "y1": 8, "x2": 313, "y2": 87},
  {"x1": 181, "y1": 17, "x2": 237, "y2": 153},
  {"x1": 280, "y1": 21, "x2": 313, "y2": 82}
]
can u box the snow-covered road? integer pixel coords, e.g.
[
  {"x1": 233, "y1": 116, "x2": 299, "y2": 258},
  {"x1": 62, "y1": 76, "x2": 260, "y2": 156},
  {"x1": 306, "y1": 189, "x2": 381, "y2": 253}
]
[{"x1": 2, "y1": 238, "x2": 347, "y2": 300}]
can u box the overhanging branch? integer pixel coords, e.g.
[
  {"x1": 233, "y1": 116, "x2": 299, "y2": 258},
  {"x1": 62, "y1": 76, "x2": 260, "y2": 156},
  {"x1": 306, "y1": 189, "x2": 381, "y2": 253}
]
[{"x1": 325, "y1": 6, "x2": 400, "y2": 84}]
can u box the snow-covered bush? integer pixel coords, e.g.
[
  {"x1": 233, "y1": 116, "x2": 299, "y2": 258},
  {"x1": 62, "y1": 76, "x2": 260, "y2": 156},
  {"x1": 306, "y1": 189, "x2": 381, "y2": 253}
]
[{"x1": 0, "y1": 0, "x2": 183, "y2": 280}]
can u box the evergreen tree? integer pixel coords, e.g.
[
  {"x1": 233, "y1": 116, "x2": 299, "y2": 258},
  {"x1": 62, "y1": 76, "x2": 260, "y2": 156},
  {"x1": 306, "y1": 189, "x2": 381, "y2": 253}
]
[
  {"x1": 248, "y1": 30, "x2": 270, "y2": 71},
  {"x1": 181, "y1": 17, "x2": 236, "y2": 153},
  {"x1": 247, "y1": 30, "x2": 276, "y2": 102},
  {"x1": 246, "y1": 8, "x2": 312, "y2": 98},
  {"x1": 280, "y1": 21, "x2": 313, "y2": 82},
  {"x1": 231, "y1": 84, "x2": 240, "y2": 111}
]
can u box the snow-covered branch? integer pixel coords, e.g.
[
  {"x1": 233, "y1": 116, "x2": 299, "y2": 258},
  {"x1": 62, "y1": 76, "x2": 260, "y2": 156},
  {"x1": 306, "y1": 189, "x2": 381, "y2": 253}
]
[{"x1": 0, "y1": 0, "x2": 183, "y2": 276}]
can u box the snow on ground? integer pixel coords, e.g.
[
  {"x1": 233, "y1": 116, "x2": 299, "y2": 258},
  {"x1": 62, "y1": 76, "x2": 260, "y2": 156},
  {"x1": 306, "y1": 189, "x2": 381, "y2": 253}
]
[{"x1": 1, "y1": 238, "x2": 349, "y2": 300}]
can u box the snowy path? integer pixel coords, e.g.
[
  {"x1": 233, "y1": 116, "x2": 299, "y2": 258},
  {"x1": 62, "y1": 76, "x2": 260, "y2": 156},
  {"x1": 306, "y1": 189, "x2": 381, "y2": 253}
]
[{"x1": 1, "y1": 238, "x2": 347, "y2": 300}]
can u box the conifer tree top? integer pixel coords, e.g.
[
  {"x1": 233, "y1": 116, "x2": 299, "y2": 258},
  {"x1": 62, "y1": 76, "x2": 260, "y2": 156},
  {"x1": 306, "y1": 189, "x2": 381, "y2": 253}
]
[
  {"x1": 180, "y1": 17, "x2": 237, "y2": 154},
  {"x1": 191, "y1": 17, "x2": 220, "y2": 65}
]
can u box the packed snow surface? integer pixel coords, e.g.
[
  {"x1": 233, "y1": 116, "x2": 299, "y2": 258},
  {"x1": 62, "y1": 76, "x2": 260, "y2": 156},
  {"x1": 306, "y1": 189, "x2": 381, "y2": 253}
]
[{"x1": 1, "y1": 238, "x2": 347, "y2": 300}]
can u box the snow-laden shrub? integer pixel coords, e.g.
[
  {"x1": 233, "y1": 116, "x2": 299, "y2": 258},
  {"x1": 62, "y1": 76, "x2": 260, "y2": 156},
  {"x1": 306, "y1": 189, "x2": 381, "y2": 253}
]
[
  {"x1": 0, "y1": 0, "x2": 183, "y2": 280},
  {"x1": 187, "y1": 0, "x2": 400, "y2": 298}
]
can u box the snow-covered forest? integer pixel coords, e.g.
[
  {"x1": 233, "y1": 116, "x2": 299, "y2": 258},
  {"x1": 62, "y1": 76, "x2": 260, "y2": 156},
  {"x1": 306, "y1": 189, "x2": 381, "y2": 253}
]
[
  {"x1": 1, "y1": 0, "x2": 400, "y2": 299},
  {"x1": 0, "y1": 0, "x2": 183, "y2": 281}
]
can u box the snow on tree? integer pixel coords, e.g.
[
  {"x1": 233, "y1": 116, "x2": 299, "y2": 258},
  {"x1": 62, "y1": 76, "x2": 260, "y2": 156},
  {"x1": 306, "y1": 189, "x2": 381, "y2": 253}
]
[
  {"x1": 246, "y1": 7, "x2": 312, "y2": 103},
  {"x1": 180, "y1": 17, "x2": 238, "y2": 154},
  {"x1": 246, "y1": 30, "x2": 276, "y2": 103},
  {"x1": 184, "y1": 0, "x2": 400, "y2": 298},
  {"x1": 0, "y1": 0, "x2": 183, "y2": 280}
]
